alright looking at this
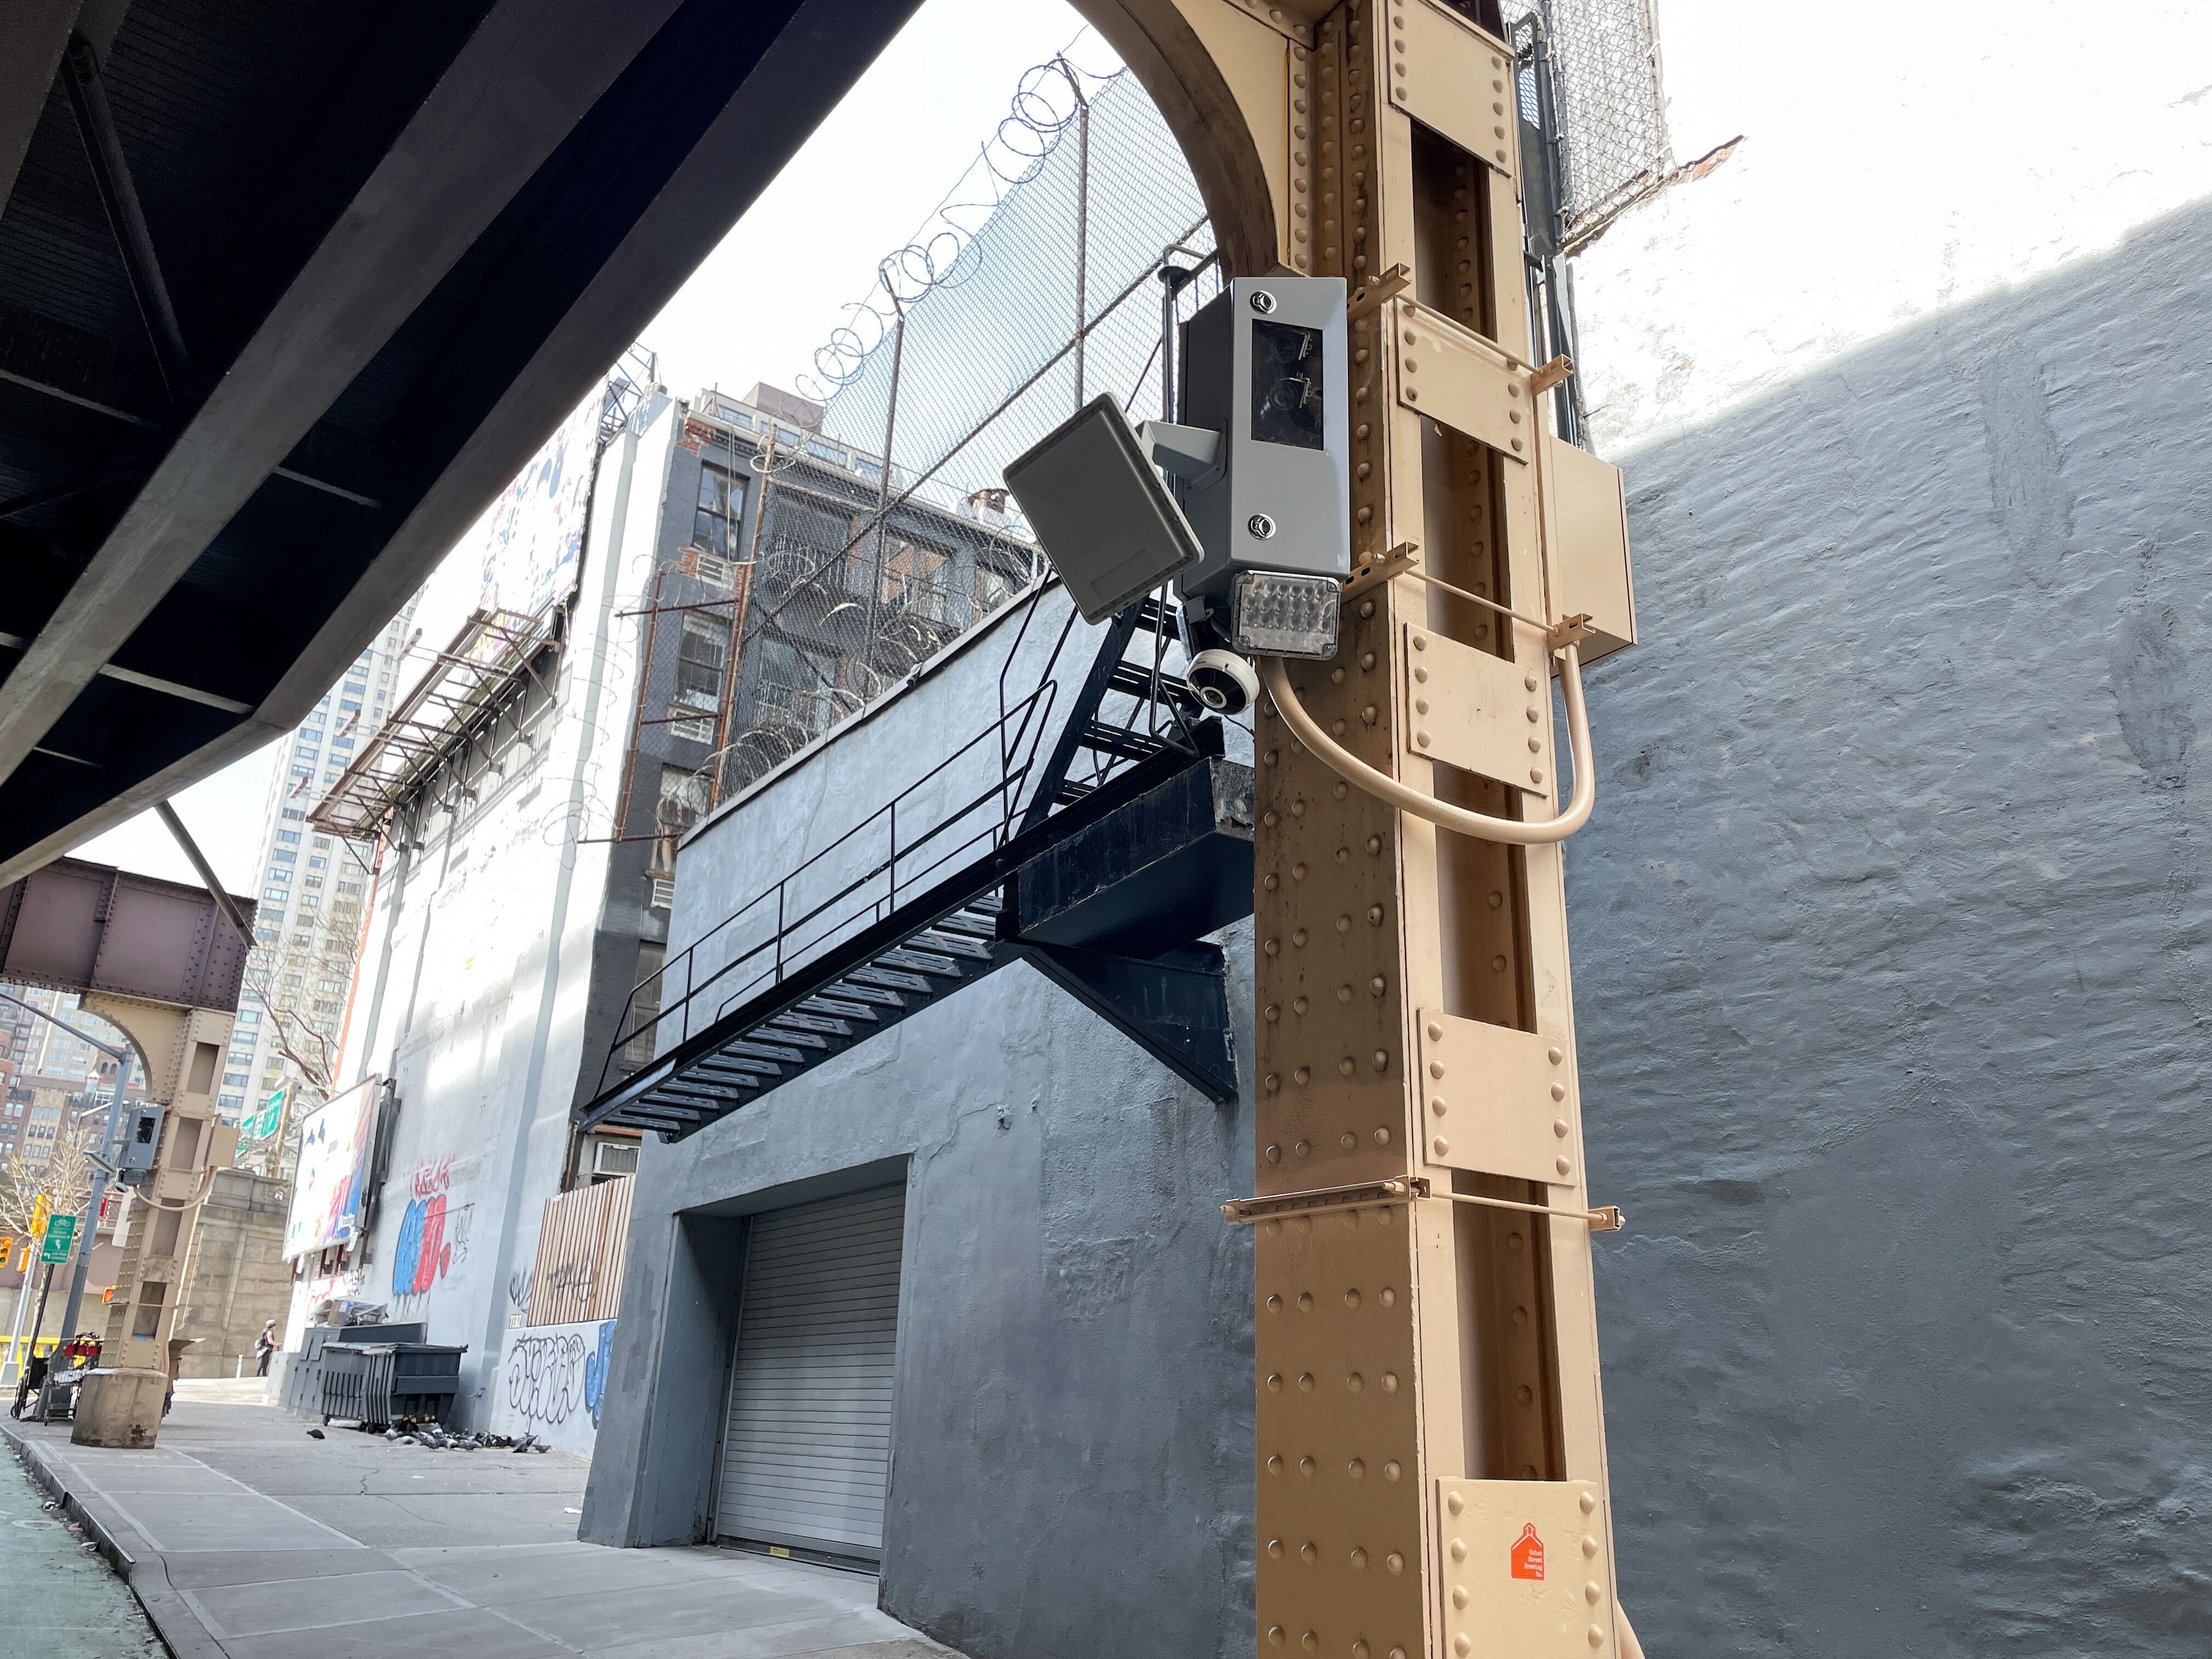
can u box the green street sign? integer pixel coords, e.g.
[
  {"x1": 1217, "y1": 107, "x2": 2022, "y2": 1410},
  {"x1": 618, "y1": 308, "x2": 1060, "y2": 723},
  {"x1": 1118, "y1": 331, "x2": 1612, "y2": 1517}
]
[
  {"x1": 40, "y1": 1212, "x2": 76, "y2": 1264},
  {"x1": 241, "y1": 1086, "x2": 285, "y2": 1141}
]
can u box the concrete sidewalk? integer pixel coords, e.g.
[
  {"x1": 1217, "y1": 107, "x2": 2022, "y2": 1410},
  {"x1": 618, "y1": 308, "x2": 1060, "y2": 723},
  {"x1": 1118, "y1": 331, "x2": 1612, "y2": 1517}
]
[{"x1": 4, "y1": 1393, "x2": 955, "y2": 1659}]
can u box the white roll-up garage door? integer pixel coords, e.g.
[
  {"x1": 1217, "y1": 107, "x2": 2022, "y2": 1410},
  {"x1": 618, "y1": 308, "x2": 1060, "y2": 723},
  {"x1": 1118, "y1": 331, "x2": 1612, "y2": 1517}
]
[{"x1": 714, "y1": 1183, "x2": 907, "y2": 1562}]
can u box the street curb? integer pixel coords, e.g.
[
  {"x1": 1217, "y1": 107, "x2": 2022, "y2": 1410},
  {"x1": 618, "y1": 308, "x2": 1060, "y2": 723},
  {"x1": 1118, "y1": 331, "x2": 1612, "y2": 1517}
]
[{"x1": 2, "y1": 1417, "x2": 223, "y2": 1659}]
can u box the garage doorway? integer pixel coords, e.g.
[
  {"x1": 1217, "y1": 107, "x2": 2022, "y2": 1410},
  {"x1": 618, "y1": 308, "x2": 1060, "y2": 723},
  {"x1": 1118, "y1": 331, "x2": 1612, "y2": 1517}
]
[{"x1": 713, "y1": 1183, "x2": 906, "y2": 1566}]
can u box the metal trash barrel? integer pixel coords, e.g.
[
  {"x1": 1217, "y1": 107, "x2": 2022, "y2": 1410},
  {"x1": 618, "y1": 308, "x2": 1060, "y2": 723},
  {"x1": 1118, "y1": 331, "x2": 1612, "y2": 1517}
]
[{"x1": 317, "y1": 1341, "x2": 466, "y2": 1429}]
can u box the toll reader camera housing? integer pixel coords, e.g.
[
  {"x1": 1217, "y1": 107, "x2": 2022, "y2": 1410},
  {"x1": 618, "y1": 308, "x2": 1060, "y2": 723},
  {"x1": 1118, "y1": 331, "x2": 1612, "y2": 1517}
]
[
  {"x1": 116, "y1": 1102, "x2": 164, "y2": 1186},
  {"x1": 1001, "y1": 394, "x2": 1205, "y2": 624},
  {"x1": 1165, "y1": 275, "x2": 1349, "y2": 658}
]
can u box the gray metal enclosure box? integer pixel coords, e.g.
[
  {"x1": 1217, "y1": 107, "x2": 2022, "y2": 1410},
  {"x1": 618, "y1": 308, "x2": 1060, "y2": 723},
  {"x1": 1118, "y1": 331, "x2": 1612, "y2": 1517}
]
[{"x1": 1176, "y1": 275, "x2": 1349, "y2": 603}]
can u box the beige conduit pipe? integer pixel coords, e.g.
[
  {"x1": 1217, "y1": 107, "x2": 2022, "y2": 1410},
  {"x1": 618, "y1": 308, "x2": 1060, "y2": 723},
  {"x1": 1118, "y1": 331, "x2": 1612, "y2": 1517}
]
[{"x1": 1258, "y1": 643, "x2": 1596, "y2": 845}]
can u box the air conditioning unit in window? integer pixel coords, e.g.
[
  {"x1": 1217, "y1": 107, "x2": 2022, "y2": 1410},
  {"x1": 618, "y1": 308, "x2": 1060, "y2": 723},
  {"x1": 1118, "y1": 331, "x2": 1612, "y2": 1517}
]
[{"x1": 590, "y1": 1140, "x2": 639, "y2": 1178}]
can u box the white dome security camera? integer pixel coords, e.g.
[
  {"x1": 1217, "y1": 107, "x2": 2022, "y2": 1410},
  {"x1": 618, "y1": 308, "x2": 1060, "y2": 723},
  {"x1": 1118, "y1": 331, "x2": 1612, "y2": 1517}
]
[{"x1": 1186, "y1": 648, "x2": 1259, "y2": 716}]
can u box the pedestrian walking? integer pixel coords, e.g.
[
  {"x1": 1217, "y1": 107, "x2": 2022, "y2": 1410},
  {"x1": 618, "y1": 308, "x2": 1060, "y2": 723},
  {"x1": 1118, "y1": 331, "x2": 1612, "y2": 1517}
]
[{"x1": 253, "y1": 1321, "x2": 277, "y2": 1377}]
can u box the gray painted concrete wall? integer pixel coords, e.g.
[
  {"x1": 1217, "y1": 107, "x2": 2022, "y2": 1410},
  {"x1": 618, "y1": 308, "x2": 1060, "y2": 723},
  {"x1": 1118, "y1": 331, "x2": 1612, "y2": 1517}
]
[
  {"x1": 1575, "y1": 202, "x2": 2212, "y2": 1656},
  {"x1": 584, "y1": 593, "x2": 1259, "y2": 1659}
]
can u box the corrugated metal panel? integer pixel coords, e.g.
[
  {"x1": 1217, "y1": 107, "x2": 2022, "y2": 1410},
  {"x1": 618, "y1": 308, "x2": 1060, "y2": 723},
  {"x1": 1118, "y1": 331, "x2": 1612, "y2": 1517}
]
[
  {"x1": 715, "y1": 1184, "x2": 906, "y2": 1561},
  {"x1": 526, "y1": 1175, "x2": 632, "y2": 1325}
]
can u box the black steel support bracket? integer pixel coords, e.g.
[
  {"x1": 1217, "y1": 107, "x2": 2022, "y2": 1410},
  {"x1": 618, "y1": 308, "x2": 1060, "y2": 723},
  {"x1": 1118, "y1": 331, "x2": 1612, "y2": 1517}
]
[{"x1": 1014, "y1": 940, "x2": 1238, "y2": 1103}]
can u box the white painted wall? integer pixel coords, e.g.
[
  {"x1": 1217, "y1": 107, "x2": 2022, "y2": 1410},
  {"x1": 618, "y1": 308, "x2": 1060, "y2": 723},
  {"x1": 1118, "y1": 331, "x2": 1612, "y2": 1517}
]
[
  {"x1": 282, "y1": 402, "x2": 677, "y2": 1427},
  {"x1": 1573, "y1": 1, "x2": 2212, "y2": 455}
]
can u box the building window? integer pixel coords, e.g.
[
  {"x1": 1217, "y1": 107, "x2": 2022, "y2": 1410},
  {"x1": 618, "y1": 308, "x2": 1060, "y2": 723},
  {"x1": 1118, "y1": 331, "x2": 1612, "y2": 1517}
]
[
  {"x1": 671, "y1": 612, "x2": 732, "y2": 740},
  {"x1": 617, "y1": 942, "x2": 666, "y2": 1075},
  {"x1": 656, "y1": 764, "x2": 708, "y2": 842},
  {"x1": 694, "y1": 461, "x2": 748, "y2": 557},
  {"x1": 881, "y1": 540, "x2": 954, "y2": 623}
]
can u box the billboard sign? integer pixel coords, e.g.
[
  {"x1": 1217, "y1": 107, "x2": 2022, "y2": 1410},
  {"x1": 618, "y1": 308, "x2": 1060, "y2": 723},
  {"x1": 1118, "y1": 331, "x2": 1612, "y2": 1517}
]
[
  {"x1": 284, "y1": 1080, "x2": 381, "y2": 1259},
  {"x1": 473, "y1": 388, "x2": 601, "y2": 619}
]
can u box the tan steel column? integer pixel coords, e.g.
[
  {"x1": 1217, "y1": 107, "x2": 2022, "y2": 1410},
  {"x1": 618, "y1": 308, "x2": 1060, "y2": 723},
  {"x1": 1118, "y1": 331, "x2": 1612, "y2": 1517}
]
[
  {"x1": 1079, "y1": 3, "x2": 1631, "y2": 1652},
  {"x1": 1250, "y1": 7, "x2": 1620, "y2": 1659}
]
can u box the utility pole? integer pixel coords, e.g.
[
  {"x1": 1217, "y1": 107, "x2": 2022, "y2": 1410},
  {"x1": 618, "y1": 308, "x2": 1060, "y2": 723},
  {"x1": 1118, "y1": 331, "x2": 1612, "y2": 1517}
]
[
  {"x1": 59, "y1": 1048, "x2": 136, "y2": 1342},
  {"x1": 0, "y1": 989, "x2": 137, "y2": 1353}
]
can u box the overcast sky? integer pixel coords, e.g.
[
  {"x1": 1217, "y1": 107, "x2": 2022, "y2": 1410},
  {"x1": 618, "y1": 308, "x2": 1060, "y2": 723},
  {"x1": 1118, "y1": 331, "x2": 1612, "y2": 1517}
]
[{"x1": 72, "y1": 0, "x2": 1085, "y2": 894}]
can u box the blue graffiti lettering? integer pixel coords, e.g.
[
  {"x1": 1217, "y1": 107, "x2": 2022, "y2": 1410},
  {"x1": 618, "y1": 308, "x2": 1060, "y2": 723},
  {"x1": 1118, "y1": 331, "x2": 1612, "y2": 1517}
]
[
  {"x1": 392, "y1": 1196, "x2": 427, "y2": 1299},
  {"x1": 584, "y1": 1319, "x2": 616, "y2": 1426}
]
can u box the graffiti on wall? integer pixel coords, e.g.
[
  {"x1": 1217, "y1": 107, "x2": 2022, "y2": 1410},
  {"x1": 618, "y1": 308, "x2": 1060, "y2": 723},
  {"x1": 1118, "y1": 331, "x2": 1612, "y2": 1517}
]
[
  {"x1": 504, "y1": 1318, "x2": 617, "y2": 1432},
  {"x1": 584, "y1": 1318, "x2": 615, "y2": 1426},
  {"x1": 391, "y1": 1158, "x2": 474, "y2": 1305}
]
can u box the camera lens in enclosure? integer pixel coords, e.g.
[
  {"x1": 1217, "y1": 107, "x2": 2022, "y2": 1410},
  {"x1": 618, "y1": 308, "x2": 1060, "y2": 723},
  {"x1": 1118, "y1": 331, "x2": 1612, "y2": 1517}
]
[
  {"x1": 1250, "y1": 321, "x2": 1326, "y2": 450},
  {"x1": 1186, "y1": 649, "x2": 1260, "y2": 716}
]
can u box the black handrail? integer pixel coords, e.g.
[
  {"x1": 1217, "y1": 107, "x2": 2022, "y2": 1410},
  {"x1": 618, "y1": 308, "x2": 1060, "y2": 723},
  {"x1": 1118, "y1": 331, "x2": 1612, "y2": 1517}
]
[{"x1": 595, "y1": 588, "x2": 1192, "y2": 1098}]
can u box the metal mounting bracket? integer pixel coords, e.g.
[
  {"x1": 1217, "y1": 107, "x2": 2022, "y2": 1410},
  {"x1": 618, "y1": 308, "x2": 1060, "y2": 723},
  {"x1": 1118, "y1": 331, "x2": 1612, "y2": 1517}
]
[{"x1": 1223, "y1": 1175, "x2": 1622, "y2": 1231}]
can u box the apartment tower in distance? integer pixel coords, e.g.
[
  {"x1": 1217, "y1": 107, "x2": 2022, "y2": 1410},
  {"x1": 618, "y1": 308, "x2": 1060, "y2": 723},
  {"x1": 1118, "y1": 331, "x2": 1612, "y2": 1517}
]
[{"x1": 221, "y1": 607, "x2": 417, "y2": 1166}]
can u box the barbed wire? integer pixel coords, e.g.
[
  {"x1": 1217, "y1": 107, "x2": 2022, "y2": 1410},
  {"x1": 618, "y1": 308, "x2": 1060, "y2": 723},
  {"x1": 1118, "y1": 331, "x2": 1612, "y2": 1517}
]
[{"x1": 798, "y1": 31, "x2": 1125, "y2": 403}]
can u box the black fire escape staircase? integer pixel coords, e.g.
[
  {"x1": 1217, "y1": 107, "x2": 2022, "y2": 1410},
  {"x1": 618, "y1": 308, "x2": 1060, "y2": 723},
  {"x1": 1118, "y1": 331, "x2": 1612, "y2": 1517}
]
[{"x1": 579, "y1": 595, "x2": 1253, "y2": 1142}]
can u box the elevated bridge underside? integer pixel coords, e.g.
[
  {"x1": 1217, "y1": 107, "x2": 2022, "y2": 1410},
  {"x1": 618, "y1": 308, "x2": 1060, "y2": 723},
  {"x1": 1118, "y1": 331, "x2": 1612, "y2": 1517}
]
[{"x1": 0, "y1": 0, "x2": 922, "y2": 884}]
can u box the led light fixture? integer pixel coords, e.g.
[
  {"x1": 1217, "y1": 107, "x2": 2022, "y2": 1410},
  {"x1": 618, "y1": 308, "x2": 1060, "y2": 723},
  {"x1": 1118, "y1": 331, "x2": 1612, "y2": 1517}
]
[{"x1": 1230, "y1": 569, "x2": 1340, "y2": 660}]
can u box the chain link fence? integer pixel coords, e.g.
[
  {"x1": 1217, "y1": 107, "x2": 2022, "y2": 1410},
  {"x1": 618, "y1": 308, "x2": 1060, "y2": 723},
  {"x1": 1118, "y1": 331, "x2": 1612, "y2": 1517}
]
[
  {"x1": 1507, "y1": 0, "x2": 1674, "y2": 252},
  {"x1": 680, "y1": 44, "x2": 1223, "y2": 805},
  {"x1": 639, "y1": 8, "x2": 1674, "y2": 819}
]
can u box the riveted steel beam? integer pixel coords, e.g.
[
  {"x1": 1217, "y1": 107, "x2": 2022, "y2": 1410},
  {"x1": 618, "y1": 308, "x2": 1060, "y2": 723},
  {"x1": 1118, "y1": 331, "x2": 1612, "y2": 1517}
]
[{"x1": 1067, "y1": 2, "x2": 1638, "y2": 1654}]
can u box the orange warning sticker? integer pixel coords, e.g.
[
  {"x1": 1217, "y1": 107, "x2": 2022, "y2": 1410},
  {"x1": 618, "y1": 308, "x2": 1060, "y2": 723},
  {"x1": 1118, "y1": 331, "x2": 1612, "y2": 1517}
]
[{"x1": 1509, "y1": 1522, "x2": 1546, "y2": 1581}]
